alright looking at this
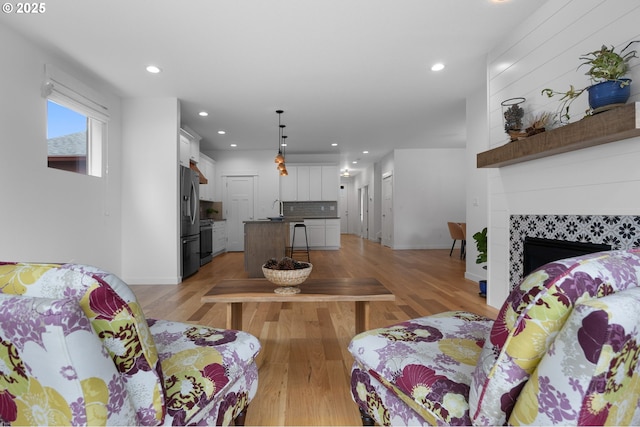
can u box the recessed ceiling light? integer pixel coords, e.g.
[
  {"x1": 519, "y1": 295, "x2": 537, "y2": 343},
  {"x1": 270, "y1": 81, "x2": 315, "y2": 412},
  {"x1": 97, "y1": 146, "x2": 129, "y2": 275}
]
[
  {"x1": 230, "y1": 143, "x2": 237, "y2": 147},
  {"x1": 363, "y1": 150, "x2": 369, "y2": 154},
  {"x1": 331, "y1": 143, "x2": 338, "y2": 147},
  {"x1": 352, "y1": 161, "x2": 358, "y2": 164},
  {"x1": 146, "y1": 65, "x2": 161, "y2": 74},
  {"x1": 218, "y1": 130, "x2": 226, "y2": 135},
  {"x1": 431, "y1": 63, "x2": 445, "y2": 72},
  {"x1": 199, "y1": 111, "x2": 208, "y2": 117}
]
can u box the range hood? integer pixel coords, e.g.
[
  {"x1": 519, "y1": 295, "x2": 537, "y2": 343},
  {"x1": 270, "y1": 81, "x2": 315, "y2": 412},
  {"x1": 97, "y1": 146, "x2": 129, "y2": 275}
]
[{"x1": 189, "y1": 161, "x2": 208, "y2": 184}]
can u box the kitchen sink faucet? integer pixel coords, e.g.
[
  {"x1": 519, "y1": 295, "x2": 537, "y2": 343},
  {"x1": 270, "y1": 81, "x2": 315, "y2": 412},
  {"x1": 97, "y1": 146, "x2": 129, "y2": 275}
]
[{"x1": 272, "y1": 199, "x2": 284, "y2": 217}]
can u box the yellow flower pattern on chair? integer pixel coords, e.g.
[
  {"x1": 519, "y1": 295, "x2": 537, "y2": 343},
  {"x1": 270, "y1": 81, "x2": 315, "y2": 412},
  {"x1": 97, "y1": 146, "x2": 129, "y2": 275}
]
[
  {"x1": 0, "y1": 262, "x2": 262, "y2": 426},
  {"x1": 0, "y1": 263, "x2": 56, "y2": 295},
  {"x1": 15, "y1": 378, "x2": 72, "y2": 426}
]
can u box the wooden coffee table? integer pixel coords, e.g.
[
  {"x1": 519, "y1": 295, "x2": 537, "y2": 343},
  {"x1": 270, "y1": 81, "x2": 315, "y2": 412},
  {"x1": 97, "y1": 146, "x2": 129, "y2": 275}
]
[{"x1": 201, "y1": 277, "x2": 395, "y2": 334}]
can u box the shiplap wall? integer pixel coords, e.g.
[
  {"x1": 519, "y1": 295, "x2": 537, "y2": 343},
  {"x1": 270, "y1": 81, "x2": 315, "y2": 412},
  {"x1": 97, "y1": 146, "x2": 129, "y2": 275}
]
[{"x1": 485, "y1": 0, "x2": 640, "y2": 307}]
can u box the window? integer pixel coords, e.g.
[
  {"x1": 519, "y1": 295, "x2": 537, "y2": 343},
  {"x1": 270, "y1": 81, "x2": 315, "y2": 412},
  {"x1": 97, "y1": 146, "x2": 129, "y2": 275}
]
[{"x1": 43, "y1": 64, "x2": 109, "y2": 177}]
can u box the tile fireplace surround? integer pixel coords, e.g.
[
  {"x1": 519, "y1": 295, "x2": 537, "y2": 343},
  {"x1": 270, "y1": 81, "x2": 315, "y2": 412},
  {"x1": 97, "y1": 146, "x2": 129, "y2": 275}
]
[{"x1": 509, "y1": 214, "x2": 640, "y2": 289}]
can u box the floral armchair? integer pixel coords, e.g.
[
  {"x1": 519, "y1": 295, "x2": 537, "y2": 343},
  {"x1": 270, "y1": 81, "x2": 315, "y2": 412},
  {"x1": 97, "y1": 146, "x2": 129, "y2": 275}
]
[
  {"x1": 348, "y1": 249, "x2": 640, "y2": 426},
  {"x1": 0, "y1": 262, "x2": 261, "y2": 426}
]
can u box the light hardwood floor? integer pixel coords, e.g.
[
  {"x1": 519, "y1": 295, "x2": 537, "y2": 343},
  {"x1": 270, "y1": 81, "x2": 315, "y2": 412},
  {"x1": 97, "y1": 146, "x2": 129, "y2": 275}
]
[{"x1": 131, "y1": 234, "x2": 498, "y2": 426}]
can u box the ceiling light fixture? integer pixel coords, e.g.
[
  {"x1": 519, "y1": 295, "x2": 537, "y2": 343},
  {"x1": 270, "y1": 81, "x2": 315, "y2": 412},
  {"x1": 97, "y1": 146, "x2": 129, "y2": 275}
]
[
  {"x1": 198, "y1": 111, "x2": 208, "y2": 117},
  {"x1": 218, "y1": 130, "x2": 226, "y2": 135},
  {"x1": 274, "y1": 110, "x2": 288, "y2": 176},
  {"x1": 230, "y1": 143, "x2": 237, "y2": 147},
  {"x1": 146, "y1": 65, "x2": 161, "y2": 74},
  {"x1": 431, "y1": 63, "x2": 445, "y2": 71},
  {"x1": 363, "y1": 150, "x2": 369, "y2": 154},
  {"x1": 331, "y1": 143, "x2": 338, "y2": 147}
]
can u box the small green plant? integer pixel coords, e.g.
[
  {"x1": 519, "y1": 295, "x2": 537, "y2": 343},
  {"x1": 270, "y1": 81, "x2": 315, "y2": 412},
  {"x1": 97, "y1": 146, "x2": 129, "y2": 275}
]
[
  {"x1": 542, "y1": 41, "x2": 639, "y2": 123},
  {"x1": 473, "y1": 227, "x2": 487, "y2": 268}
]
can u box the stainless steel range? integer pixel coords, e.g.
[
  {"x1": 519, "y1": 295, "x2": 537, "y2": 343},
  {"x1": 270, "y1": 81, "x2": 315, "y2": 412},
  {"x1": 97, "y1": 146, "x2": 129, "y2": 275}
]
[{"x1": 200, "y1": 219, "x2": 213, "y2": 266}]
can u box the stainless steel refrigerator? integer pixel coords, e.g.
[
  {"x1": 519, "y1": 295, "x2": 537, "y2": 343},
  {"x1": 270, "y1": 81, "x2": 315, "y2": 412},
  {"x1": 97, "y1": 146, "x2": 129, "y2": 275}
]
[{"x1": 180, "y1": 166, "x2": 200, "y2": 279}]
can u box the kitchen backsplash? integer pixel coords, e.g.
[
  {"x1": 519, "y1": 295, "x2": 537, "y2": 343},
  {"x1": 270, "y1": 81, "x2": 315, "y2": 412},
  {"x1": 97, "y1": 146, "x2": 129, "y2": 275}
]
[
  {"x1": 283, "y1": 201, "x2": 338, "y2": 218},
  {"x1": 200, "y1": 201, "x2": 223, "y2": 220}
]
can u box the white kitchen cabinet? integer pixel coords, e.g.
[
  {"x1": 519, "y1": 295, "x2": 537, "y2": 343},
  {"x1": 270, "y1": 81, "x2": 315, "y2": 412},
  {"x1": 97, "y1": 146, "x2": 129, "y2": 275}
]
[
  {"x1": 289, "y1": 219, "x2": 340, "y2": 250},
  {"x1": 296, "y1": 166, "x2": 310, "y2": 201},
  {"x1": 309, "y1": 166, "x2": 322, "y2": 200},
  {"x1": 280, "y1": 164, "x2": 339, "y2": 201},
  {"x1": 325, "y1": 218, "x2": 340, "y2": 248},
  {"x1": 280, "y1": 166, "x2": 298, "y2": 201},
  {"x1": 305, "y1": 219, "x2": 326, "y2": 247},
  {"x1": 179, "y1": 132, "x2": 190, "y2": 166},
  {"x1": 321, "y1": 165, "x2": 339, "y2": 201},
  {"x1": 198, "y1": 154, "x2": 215, "y2": 201},
  {"x1": 180, "y1": 127, "x2": 201, "y2": 165},
  {"x1": 212, "y1": 221, "x2": 227, "y2": 256}
]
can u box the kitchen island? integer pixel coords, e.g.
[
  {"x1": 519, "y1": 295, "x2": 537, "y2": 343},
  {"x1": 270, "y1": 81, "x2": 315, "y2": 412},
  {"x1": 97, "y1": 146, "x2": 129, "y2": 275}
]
[{"x1": 243, "y1": 220, "x2": 290, "y2": 278}]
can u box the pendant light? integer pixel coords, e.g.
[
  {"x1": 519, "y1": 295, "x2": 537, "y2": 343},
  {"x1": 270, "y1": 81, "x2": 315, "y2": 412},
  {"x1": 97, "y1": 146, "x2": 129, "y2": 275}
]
[
  {"x1": 274, "y1": 110, "x2": 285, "y2": 164},
  {"x1": 278, "y1": 134, "x2": 288, "y2": 175}
]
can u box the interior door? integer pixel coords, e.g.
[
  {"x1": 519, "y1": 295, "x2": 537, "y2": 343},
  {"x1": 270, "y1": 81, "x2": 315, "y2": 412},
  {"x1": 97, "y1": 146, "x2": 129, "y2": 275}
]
[
  {"x1": 224, "y1": 175, "x2": 255, "y2": 251},
  {"x1": 359, "y1": 185, "x2": 369, "y2": 239},
  {"x1": 339, "y1": 183, "x2": 349, "y2": 233},
  {"x1": 381, "y1": 174, "x2": 393, "y2": 247}
]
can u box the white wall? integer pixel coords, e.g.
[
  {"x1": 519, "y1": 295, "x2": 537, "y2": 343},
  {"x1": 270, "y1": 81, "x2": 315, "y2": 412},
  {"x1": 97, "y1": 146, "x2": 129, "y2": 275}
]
[
  {"x1": 465, "y1": 73, "x2": 490, "y2": 284},
  {"x1": 0, "y1": 23, "x2": 123, "y2": 273},
  {"x1": 121, "y1": 98, "x2": 180, "y2": 284},
  {"x1": 485, "y1": 0, "x2": 640, "y2": 308},
  {"x1": 393, "y1": 149, "x2": 466, "y2": 249}
]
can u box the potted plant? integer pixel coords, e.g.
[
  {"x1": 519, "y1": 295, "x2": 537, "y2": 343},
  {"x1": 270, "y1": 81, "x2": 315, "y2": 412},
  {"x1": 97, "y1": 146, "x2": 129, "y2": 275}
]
[
  {"x1": 541, "y1": 41, "x2": 639, "y2": 123},
  {"x1": 473, "y1": 227, "x2": 488, "y2": 297}
]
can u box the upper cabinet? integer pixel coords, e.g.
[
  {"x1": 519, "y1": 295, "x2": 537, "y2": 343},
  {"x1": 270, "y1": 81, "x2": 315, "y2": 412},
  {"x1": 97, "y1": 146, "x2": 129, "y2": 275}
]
[
  {"x1": 279, "y1": 164, "x2": 339, "y2": 201},
  {"x1": 320, "y1": 165, "x2": 338, "y2": 201},
  {"x1": 179, "y1": 132, "x2": 190, "y2": 167},
  {"x1": 199, "y1": 154, "x2": 215, "y2": 201},
  {"x1": 179, "y1": 127, "x2": 201, "y2": 166},
  {"x1": 280, "y1": 166, "x2": 298, "y2": 201}
]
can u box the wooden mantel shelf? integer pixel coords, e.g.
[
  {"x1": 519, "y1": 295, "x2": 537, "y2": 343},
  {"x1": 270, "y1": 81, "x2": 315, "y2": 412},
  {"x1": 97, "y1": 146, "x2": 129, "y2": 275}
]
[{"x1": 477, "y1": 102, "x2": 640, "y2": 168}]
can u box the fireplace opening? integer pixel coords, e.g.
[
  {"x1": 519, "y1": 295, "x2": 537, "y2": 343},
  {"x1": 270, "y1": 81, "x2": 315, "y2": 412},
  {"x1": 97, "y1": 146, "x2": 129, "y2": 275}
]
[{"x1": 523, "y1": 237, "x2": 611, "y2": 276}]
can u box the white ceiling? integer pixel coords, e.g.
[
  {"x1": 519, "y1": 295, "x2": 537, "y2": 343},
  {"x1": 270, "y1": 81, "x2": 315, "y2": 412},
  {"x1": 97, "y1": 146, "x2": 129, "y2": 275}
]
[{"x1": 2, "y1": 0, "x2": 547, "y2": 175}]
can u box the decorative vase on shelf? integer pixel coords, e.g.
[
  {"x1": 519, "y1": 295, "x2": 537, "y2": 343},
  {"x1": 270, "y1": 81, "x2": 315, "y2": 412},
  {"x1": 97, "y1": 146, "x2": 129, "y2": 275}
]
[{"x1": 587, "y1": 78, "x2": 631, "y2": 112}]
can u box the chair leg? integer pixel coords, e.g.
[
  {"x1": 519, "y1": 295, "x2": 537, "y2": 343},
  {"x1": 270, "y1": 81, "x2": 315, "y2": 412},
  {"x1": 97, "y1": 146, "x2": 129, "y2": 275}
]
[
  {"x1": 450, "y1": 239, "x2": 456, "y2": 256},
  {"x1": 233, "y1": 407, "x2": 247, "y2": 426},
  {"x1": 460, "y1": 240, "x2": 466, "y2": 259},
  {"x1": 359, "y1": 407, "x2": 375, "y2": 426}
]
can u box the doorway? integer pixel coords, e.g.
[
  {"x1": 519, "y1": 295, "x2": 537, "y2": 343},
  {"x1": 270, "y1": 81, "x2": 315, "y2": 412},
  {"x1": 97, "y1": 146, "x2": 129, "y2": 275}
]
[
  {"x1": 223, "y1": 175, "x2": 256, "y2": 251},
  {"x1": 381, "y1": 173, "x2": 393, "y2": 247},
  {"x1": 359, "y1": 185, "x2": 369, "y2": 240},
  {"x1": 340, "y1": 183, "x2": 350, "y2": 233}
]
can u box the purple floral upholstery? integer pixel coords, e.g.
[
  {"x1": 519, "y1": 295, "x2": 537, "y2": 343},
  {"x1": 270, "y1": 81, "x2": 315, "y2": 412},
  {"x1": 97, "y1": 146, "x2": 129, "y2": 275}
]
[
  {"x1": 0, "y1": 294, "x2": 137, "y2": 425},
  {"x1": 470, "y1": 249, "x2": 640, "y2": 425},
  {"x1": 349, "y1": 249, "x2": 640, "y2": 426},
  {"x1": 0, "y1": 262, "x2": 261, "y2": 426},
  {"x1": 148, "y1": 319, "x2": 260, "y2": 426},
  {"x1": 509, "y1": 286, "x2": 640, "y2": 425},
  {"x1": 349, "y1": 311, "x2": 493, "y2": 425}
]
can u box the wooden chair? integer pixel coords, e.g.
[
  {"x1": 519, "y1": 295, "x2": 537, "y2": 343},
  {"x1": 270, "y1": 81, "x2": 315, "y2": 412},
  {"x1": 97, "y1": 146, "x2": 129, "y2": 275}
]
[{"x1": 447, "y1": 221, "x2": 465, "y2": 259}]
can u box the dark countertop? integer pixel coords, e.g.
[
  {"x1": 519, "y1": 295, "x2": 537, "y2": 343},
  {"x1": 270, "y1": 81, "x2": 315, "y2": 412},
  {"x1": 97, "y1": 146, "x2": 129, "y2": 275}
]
[{"x1": 245, "y1": 216, "x2": 340, "y2": 224}]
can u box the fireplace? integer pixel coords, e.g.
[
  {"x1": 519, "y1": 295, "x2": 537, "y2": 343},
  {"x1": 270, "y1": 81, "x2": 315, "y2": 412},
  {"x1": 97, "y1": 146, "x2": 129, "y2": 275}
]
[
  {"x1": 509, "y1": 214, "x2": 640, "y2": 289},
  {"x1": 522, "y1": 237, "x2": 611, "y2": 276}
]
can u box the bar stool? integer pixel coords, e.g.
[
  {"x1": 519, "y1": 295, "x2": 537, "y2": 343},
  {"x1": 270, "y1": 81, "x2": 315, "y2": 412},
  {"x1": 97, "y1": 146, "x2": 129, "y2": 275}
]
[{"x1": 290, "y1": 223, "x2": 310, "y2": 262}]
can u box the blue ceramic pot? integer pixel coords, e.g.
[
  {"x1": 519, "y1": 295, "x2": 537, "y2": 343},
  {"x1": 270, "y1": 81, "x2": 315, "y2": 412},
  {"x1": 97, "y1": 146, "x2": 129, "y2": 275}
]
[
  {"x1": 479, "y1": 280, "x2": 487, "y2": 297},
  {"x1": 587, "y1": 78, "x2": 631, "y2": 110}
]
